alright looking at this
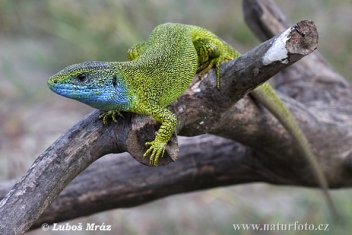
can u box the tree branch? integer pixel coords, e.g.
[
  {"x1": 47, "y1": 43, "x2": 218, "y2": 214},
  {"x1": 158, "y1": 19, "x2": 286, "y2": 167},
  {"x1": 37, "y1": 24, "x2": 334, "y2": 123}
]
[{"x1": 2, "y1": 135, "x2": 251, "y2": 229}]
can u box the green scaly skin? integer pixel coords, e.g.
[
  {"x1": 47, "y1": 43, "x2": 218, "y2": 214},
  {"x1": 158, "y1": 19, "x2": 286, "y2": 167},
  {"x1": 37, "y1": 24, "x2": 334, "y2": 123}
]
[{"x1": 48, "y1": 23, "x2": 334, "y2": 213}]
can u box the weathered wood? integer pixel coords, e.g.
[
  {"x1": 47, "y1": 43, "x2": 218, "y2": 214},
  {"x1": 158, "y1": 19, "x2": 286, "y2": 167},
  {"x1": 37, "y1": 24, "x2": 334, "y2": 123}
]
[
  {"x1": 28, "y1": 136, "x2": 250, "y2": 229},
  {"x1": 242, "y1": 0, "x2": 352, "y2": 187}
]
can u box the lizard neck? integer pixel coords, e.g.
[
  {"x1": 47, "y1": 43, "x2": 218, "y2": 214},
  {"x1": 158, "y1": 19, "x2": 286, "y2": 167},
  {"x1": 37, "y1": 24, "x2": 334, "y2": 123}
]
[{"x1": 81, "y1": 66, "x2": 135, "y2": 111}]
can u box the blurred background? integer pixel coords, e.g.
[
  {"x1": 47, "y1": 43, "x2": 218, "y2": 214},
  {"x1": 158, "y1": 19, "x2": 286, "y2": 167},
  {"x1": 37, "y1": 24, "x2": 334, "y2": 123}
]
[{"x1": 0, "y1": 0, "x2": 351, "y2": 234}]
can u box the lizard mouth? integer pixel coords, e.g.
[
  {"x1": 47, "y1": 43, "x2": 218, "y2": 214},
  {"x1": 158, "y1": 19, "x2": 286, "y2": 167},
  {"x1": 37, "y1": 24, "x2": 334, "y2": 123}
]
[
  {"x1": 47, "y1": 79, "x2": 107, "y2": 108},
  {"x1": 47, "y1": 79, "x2": 85, "y2": 99}
]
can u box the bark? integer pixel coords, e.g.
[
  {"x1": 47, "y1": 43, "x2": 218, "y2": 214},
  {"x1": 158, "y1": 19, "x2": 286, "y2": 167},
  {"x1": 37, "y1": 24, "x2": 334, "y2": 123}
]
[{"x1": 0, "y1": 0, "x2": 351, "y2": 234}]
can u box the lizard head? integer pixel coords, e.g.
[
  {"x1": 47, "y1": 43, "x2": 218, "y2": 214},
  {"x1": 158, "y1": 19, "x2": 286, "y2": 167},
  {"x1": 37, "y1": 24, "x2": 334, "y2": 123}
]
[{"x1": 48, "y1": 61, "x2": 132, "y2": 111}]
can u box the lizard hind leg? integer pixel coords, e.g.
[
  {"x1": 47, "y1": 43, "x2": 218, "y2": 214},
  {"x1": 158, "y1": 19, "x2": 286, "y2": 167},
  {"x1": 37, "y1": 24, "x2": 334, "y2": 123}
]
[{"x1": 193, "y1": 38, "x2": 224, "y2": 89}]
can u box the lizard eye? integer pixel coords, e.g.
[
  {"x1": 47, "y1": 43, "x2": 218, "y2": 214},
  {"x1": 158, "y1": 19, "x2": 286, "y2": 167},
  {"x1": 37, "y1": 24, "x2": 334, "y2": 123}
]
[
  {"x1": 76, "y1": 73, "x2": 87, "y2": 82},
  {"x1": 112, "y1": 75, "x2": 117, "y2": 88}
]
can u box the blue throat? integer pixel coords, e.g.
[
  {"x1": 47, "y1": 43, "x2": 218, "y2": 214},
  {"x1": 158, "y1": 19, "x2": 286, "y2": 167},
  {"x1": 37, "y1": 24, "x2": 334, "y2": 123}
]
[{"x1": 79, "y1": 75, "x2": 132, "y2": 111}]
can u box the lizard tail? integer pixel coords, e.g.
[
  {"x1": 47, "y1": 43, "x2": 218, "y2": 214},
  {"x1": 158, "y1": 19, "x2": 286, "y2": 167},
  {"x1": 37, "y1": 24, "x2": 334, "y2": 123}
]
[{"x1": 251, "y1": 82, "x2": 338, "y2": 217}]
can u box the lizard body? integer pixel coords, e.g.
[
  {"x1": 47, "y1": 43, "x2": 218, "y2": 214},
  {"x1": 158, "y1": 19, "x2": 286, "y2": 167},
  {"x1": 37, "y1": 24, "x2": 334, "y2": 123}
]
[
  {"x1": 48, "y1": 23, "x2": 236, "y2": 165},
  {"x1": 48, "y1": 23, "x2": 334, "y2": 211}
]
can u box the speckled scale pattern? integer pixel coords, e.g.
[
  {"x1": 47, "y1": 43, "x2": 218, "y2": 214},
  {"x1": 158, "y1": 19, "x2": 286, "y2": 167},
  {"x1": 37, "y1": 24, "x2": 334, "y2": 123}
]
[
  {"x1": 48, "y1": 23, "x2": 240, "y2": 165},
  {"x1": 120, "y1": 23, "x2": 198, "y2": 109}
]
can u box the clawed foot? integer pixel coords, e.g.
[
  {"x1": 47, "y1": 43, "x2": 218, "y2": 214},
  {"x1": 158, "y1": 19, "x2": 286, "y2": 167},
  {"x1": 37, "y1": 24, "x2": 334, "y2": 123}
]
[
  {"x1": 99, "y1": 110, "x2": 123, "y2": 125},
  {"x1": 197, "y1": 58, "x2": 222, "y2": 89},
  {"x1": 144, "y1": 140, "x2": 166, "y2": 166}
]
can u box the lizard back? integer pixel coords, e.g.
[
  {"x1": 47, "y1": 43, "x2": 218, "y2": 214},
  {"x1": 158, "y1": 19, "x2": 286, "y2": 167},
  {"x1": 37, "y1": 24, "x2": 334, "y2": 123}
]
[{"x1": 115, "y1": 23, "x2": 199, "y2": 108}]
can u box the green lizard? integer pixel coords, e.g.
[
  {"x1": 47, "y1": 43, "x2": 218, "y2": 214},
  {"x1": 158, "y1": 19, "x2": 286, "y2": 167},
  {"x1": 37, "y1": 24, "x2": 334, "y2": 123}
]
[{"x1": 48, "y1": 23, "x2": 334, "y2": 212}]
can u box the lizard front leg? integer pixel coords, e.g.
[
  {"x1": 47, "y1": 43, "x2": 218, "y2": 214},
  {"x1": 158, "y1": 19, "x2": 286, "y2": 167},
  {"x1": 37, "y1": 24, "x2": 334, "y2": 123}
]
[
  {"x1": 99, "y1": 110, "x2": 123, "y2": 125},
  {"x1": 140, "y1": 104, "x2": 177, "y2": 166}
]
